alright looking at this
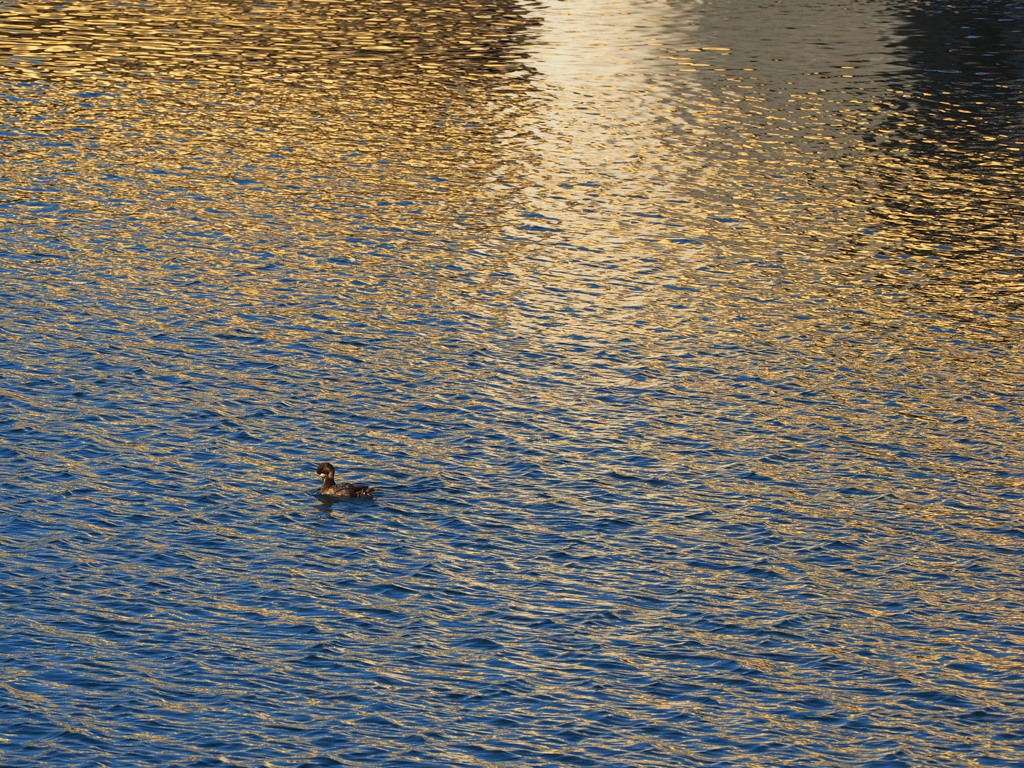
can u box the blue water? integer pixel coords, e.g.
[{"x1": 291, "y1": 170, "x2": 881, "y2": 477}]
[{"x1": 2, "y1": 0, "x2": 1023, "y2": 766}]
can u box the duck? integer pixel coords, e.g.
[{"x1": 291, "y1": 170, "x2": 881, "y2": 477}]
[{"x1": 316, "y1": 462, "x2": 376, "y2": 499}]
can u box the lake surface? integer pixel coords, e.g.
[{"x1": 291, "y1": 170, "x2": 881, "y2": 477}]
[{"x1": 1, "y1": 0, "x2": 1022, "y2": 765}]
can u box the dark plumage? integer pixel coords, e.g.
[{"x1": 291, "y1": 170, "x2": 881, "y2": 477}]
[{"x1": 316, "y1": 462, "x2": 376, "y2": 499}]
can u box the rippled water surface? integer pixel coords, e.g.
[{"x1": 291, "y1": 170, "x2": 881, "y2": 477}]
[{"x1": 2, "y1": 0, "x2": 1023, "y2": 765}]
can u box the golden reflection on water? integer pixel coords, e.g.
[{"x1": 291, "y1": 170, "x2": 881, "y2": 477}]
[
  {"x1": 0, "y1": 0, "x2": 553, "y2": 361},
  {"x1": 0, "y1": 0, "x2": 537, "y2": 202},
  {"x1": 5, "y1": 0, "x2": 1020, "y2": 502},
  {"x1": 2, "y1": 0, "x2": 1020, "y2": 336},
  {"x1": 0, "y1": 0, "x2": 1019, "y2": 485},
  {"x1": 0, "y1": 0, "x2": 534, "y2": 80}
]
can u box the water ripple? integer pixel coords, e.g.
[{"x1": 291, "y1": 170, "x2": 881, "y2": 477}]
[{"x1": 2, "y1": 0, "x2": 1024, "y2": 766}]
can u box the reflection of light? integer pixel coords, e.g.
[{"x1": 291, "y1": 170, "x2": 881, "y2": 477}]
[
  {"x1": 525, "y1": 0, "x2": 702, "y2": 215},
  {"x1": 0, "y1": 0, "x2": 541, "y2": 306},
  {"x1": 501, "y1": 0, "x2": 707, "y2": 342}
]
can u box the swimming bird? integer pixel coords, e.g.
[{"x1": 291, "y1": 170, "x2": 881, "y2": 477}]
[{"x1": 316, "y1": 462, "x2": 376, "y2": 499}]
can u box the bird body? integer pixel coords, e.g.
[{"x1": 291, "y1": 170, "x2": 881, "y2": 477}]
[{"x1": 316, "y1": 462, "x2": 376, "y2": 499}]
